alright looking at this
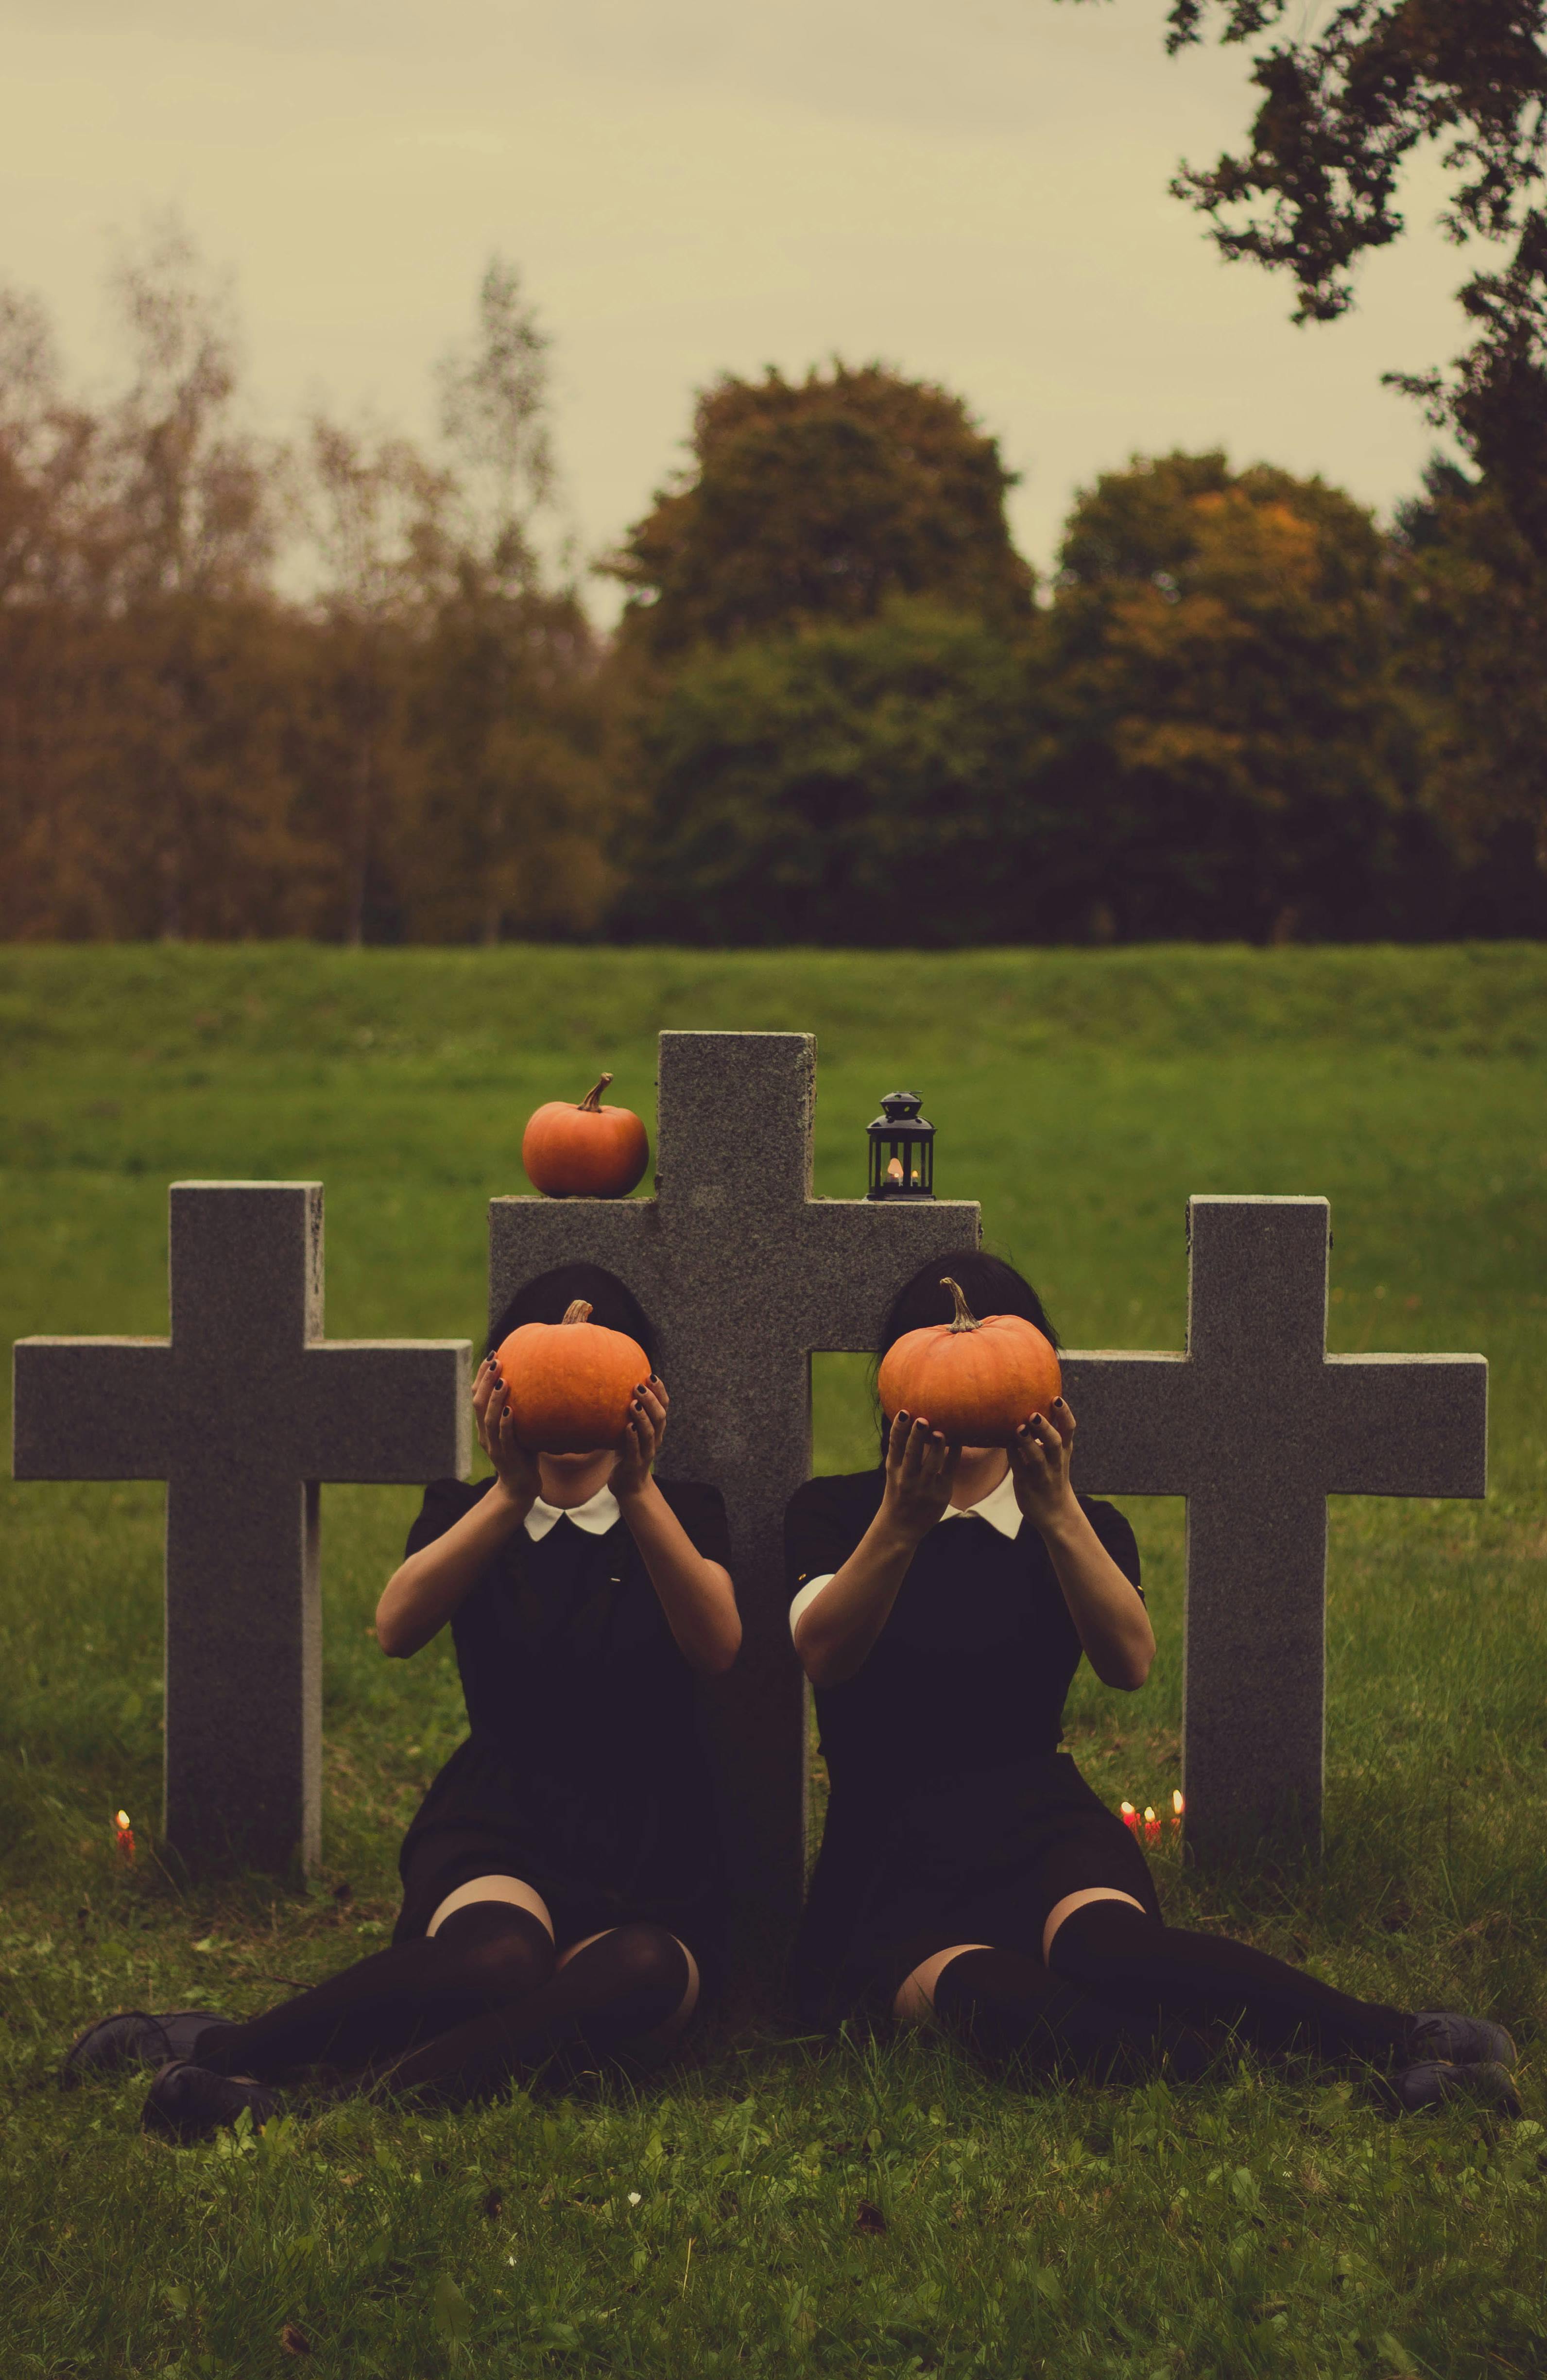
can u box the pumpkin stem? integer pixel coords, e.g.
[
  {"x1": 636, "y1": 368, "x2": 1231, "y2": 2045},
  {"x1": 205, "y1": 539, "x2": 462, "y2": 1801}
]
[
  {"x1": 561, "y1": 1299, "x2": 594, "y2": 1326},
  {"x1": 577, "y1": 1074, "x2": 613, "y2": 1112},
  {"x1": 941, "y1": 1277, "x2": 980, "y2": 1334}
]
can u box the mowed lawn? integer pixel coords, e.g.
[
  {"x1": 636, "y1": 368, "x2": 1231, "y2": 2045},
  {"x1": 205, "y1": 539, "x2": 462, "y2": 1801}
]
[{"x1": 1, "y1": 942, "x2": 1545, "y2": 2380}]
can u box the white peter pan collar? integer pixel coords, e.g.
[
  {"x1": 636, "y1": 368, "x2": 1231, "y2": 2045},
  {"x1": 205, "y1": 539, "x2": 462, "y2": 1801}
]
[
  {"x1": 936, "y1": 1467, "x2": 1023, "y2": 1540},
  {"x1": 789, "y1": 1464, "x2": 1024, "y2": 1642},
  {"x1": 523, "y1": 1482, "x2": 621, "y2": 1541}
]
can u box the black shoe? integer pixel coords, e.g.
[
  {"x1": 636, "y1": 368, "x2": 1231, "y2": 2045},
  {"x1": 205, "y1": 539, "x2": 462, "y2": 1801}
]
[
  {"x1": 1386, "y1": 2059, "x2": 1521, "y2": 2118},
  {"x1": 141, "y1": 2060, "x2": 281, "y2": 2141},
  {"x1": 1407, "y1": 2010, "x2": 1517, "y2": 2069},
  {"x1": 62, "y1": 2009, "x2": 234, "y2": 2085}
]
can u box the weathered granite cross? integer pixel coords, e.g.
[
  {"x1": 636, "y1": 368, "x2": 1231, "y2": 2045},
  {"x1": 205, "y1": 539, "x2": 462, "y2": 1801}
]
[
  {"x1": 1062, "y1": 1196, "x2": 1488, "y2": 1859},
  {"x1": 488, "y1": 1031, "x2": 980, "y2": 1970},
  {"x1": 12, "y1": 1184, "x2": 469, "y2": 1871}
]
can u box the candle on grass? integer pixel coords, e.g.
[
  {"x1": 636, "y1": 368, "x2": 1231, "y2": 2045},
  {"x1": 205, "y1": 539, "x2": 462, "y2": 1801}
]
[
  {"x1": 1170, "y1": 1789, "x2": 1185, "y2": 1835},
  {"x1": 114, "y1": 1809, "x2": 135, "y2": 1865},
  {"x1": 1143, "y1": 1805, "x2": 1160, "y2": 1844},
  {"x1": 1120, "y1": 1800, "x2": 1138, "y2": 1832}
]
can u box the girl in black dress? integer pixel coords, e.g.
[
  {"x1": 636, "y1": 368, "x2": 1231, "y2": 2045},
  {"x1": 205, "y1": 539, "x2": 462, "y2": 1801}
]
[
  {"x1": 69, "y1": 1263, "x2": 741, "y2": 2137},
  {"x1": 787, "y1": 1251, "x2": 1517, "y2": 2113}
]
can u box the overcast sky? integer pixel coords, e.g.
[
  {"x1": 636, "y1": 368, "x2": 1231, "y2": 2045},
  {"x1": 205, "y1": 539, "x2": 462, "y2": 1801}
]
[{"x1": 5, "y1": 0, "x2": 1466, "y2": 612}]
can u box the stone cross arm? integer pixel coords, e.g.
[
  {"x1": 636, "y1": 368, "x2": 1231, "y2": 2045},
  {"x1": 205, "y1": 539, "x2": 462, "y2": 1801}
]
[
  {"x1": 13, "y1": 1335, "x2": 465, "y2": 1483},
  {"x1": 1063, "y1": 1349, "x2": 1487, "y2": 1499}
]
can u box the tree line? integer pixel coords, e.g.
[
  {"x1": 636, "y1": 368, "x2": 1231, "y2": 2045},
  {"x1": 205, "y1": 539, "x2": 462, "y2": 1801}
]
[{"x1": 1, "y1": 225, "x2": 1542, "y2": 947}]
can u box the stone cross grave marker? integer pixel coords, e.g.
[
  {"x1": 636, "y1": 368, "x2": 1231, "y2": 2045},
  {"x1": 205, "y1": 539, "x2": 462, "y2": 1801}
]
[
  {"x1": 1062, "y1": 1196, "x2": 1488, "y2": 1859},
  {"x1": 13, "y1": 1184, "x2": 469, "y2": 1872},
  {"x1": 488, "y1": 1031, "x2": 980, "y2": 1970}
]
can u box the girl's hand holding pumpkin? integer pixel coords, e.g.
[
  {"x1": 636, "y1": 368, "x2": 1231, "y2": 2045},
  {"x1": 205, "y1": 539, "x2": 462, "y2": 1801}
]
[
  {"x1": 610, "y1": 1376, "x2": 669, "y2": 1502},
  {"x1": 1009, "y1": 1398, "x2": 1078, "y2": 1535},
  {"x1": 473, "y1": 1355, "x2": 543, "y2": 1508},
  {"x1": 880, "y1": 1411, "x2": 960, "y2": 1543}
]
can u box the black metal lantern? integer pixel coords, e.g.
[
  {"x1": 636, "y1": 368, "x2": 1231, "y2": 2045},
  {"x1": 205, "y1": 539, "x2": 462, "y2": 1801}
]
[{"x1": 866, "y1": 1090, "x2": 936, "y2": 1200}]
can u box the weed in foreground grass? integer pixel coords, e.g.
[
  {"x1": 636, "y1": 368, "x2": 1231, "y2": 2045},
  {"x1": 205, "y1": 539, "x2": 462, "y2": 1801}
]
[{"x1": 3, "y1": 947, "x2": 1545, "y2": 2376}]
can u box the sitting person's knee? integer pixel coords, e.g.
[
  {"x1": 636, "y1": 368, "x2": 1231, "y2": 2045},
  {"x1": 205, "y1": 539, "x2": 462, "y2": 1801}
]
[
  {"x1": 567, "y1": 1924, "x2": 697, "y2": 2048},
  {"x1": 433, "y1": 1901, "x2": 555, "y2": 1996},
  {"x1": 1046, "y1": 1894, "x2": 1155, "y2": 1979},
  {"x1": 608, "y1": 1923, "x2": 691, "y2": 2005}
]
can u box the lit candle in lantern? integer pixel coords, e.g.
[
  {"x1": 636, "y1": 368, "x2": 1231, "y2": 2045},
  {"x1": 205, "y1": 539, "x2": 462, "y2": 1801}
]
[
  {"x1": 1170, "y1": 1789, "x2": 1185, "y2": 1835},
  {"x1": 1120, "y1": 1800, "x2": 1138, "y2": 1831},
  {"x1": 114, "y1": 1809, "x2": 136, "y2": 1864},
  {"x1": 1144, "y1": 1805, "x2": 1160, "y2": 1844}
]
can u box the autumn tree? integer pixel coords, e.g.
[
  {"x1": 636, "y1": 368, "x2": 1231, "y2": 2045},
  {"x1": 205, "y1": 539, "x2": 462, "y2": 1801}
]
[
  {"x1": 0, "y1": 225, "x2": 323, "y2": 939},
  {"x1": 1041, "y1": 449, "x2": 1428, "y2": 941},
  {"x1": 436, "y1": 255, "x2": 556, "y2": 596},
  {"x1": 1389, "y1": 458, "x2": 1547, "y2": 929},
  {"x1": 398, "y1": 257, "x2": 611, "y2": 943},
  {"x1": 300, "y1": 415, "x2": 450, "y2": 943},
  {"x1": 96, "y1": 220, "x2": 316, "y2": 939},
  {"x1": 0, "y1": 289, "x2": 96, "y2": 607},
  {"x1": 603, "y1": 362, "x2": 1034, "y2": 659},
  {"x1": 0, "y1": 237, "x2": 611, "y2": 944},
  {"x1": 0, "y1": 289, "x2": 100, "y2": 935}
]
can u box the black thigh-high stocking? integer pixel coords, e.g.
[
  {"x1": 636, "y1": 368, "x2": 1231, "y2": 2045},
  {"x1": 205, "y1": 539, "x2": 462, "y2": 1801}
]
[
  {"x1": 378, "y1": 1921, "x2": 692, "y2": 2104},
  {"x1": 1047, "y1": 1900, "x2": 1410, "y2": 2064},
  {"x1": 192, "y1": 1903, "x2": 555, "y2": 2079},
  {"x1": 930, "y1": 1948, "x2": 1145, "y2": 2075}
]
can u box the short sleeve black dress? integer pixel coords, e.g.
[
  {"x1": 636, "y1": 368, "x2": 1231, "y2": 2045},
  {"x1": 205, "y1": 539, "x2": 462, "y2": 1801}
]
[
  {"x1": 786, "y1": 1470, "x2": 1161, "y2": 2025},
  {"x1": 393, "y1": 1477, "x2": 730, "y2": 1979}
]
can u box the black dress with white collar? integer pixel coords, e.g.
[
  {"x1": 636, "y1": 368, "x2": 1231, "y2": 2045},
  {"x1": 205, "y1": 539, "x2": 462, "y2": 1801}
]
[
  {"x1": 785, "y1": 1468, "x2": 1160, "y2": 2024},
  {"x1": 393, "y1": 1475, "x2": 730, "y2": 1974}
]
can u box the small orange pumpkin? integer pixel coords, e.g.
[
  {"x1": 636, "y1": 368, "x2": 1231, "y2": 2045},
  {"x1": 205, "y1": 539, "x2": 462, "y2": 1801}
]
[
  {"x1": 522, "y1": 1074, "x2": 649, "y2": 1200},
  {"x1": 877, "y1": 1277, "x2": 1062, "y2": 1447},
  {"x1": 496, "y1": 1298, "x2": 648, "y2": 1453}
]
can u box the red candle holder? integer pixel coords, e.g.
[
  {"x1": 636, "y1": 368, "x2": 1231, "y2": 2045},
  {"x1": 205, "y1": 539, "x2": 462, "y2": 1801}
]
[
  {"x1": 114, "y1": 1809, "x2": 136, "y2": 1866},
  {"x1": 1143, "y1": 1805, "x2": 1160, "y2": 1845},
  {"x1": 1120, "y1": 1800, "x2": 1138, "y2": 1832}
]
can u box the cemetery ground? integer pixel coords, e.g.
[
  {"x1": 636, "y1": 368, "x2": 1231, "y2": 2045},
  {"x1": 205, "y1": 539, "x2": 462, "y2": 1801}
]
[{"x1": 1, "y1": 941, "x2": 1545, "y2": 2380}]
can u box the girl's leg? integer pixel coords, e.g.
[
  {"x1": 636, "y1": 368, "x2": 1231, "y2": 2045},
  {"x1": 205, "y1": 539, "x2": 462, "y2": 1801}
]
[
  {"x1": 194, "y1": 1879, "x2": 557, "y2": 2079},
  {"x1": 1043, "y1": 1893, "x2": 1410, "y2": 2062},
  {"x1": 893, "y1": 1943, "x2": 992, "y2": 2027},
  {"x1": 558, "y1": 1928, "x2": 701, "y2": 2042},
  {"x1": 896, "y1": 1932, "x2": 1155, "y2": 2073},
  {"x1": 378, "y1": 1921, "x2": 698, "y2": 2102}
]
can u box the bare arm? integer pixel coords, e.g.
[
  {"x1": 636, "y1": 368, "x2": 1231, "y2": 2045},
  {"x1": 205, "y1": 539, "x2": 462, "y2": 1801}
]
[
  {"x1": 611, "y1": 1380, "x2": 741, "y2": 1676},
  {"x1": 376, "y1": 1357, "x2": 539, "y2": 1659},
  {"x1": 1008, "y1": 1397, "x2": 1155, "y2": 1690},
  {"x1": 792, "y1": 1414, "x2": 958, "y2": 1689}
]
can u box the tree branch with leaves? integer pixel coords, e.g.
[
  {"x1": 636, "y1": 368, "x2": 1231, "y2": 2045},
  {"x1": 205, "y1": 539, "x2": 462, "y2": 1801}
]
[{"x1": 1069, "y1": 1, "x2": 1547, "y2": 544}]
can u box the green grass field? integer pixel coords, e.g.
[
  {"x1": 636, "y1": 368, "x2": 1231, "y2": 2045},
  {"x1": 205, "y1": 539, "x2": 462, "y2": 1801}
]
[{"x1": 2, "y1": 943, "x2": 1546, "y2": 2379}]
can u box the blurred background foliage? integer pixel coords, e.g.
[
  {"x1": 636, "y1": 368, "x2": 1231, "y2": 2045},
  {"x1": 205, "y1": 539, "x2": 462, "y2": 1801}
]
[{"x1": 2, "y1": 223, "x2": 1544, "y2": 950}]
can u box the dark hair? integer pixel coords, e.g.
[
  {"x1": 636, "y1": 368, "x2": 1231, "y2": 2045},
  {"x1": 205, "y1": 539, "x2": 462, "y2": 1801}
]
[
  {"x1": 877, "y1": 1248, "x2": 1061, "y2": 1365},
  {"x1": 487, "y1": 1262, "x2": 657, "y2": 1365}
]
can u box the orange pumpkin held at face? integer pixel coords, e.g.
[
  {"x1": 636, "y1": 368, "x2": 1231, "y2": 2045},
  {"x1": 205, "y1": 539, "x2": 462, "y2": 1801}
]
[
  {"x1": 522, "y1": 1075, "x2": 649, "y2": 1199},
  {"x1": 496, "y1": 1299, "x2": 647, "y2": 1452},
  {"x1": 878, "y1": 1277, "x2": 1062, "y2": 1447}
]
